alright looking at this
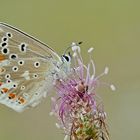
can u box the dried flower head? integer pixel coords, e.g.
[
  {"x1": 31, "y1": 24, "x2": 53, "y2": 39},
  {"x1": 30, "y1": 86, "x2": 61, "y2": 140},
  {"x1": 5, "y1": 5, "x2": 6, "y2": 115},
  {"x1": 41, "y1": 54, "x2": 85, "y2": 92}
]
[{"x1": 50, "y1": 43, "x2": 115, "y2": 140}]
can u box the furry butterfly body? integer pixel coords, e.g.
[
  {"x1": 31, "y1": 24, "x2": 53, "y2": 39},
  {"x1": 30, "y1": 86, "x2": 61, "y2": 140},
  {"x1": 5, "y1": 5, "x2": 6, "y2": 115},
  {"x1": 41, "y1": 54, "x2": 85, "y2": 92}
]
[{"x1": 0, "y1": 23, "x2": 70, "y2": 112}]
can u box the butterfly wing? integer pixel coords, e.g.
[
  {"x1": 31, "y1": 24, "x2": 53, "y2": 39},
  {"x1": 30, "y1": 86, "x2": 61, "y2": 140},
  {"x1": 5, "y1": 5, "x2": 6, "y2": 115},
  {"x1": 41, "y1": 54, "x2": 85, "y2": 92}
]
[{"x1": 0, "y1": 23, "x2": 62, "y2": 112}]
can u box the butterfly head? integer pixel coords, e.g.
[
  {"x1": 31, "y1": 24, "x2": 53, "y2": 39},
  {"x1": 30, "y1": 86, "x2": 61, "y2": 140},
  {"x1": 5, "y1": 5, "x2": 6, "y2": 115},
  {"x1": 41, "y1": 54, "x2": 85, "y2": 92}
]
[
  {"x1": 61, "y1": 53, "x2": 71, "y2": 73},
  {"x1": 62, "y1": 53, "x2": 71, "y2": 63},
  {"x1": 60, "y1": 42, "x2": 82, "y2": 73}
]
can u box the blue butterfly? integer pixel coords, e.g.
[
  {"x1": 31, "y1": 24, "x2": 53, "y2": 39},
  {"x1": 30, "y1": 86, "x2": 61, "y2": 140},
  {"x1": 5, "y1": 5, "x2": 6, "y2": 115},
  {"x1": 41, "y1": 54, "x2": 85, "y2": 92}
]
[{"x1": 0, "y1": 23, "x2": 71, "y2": 112}]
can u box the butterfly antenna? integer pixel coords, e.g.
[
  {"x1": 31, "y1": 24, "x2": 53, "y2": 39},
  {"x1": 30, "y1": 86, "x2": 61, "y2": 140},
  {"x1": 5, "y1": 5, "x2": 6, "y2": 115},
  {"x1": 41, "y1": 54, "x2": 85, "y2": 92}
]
[{"x1": 63, "y1": 41, "x2": 83, "y2": 55}]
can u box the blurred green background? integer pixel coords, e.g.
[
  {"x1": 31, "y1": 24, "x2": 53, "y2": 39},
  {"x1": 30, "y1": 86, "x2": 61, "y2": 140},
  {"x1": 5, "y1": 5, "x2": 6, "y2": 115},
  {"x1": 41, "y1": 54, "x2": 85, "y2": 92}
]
[{"x1": 0, "y1": 0, "x2": 140, "y2": 140}]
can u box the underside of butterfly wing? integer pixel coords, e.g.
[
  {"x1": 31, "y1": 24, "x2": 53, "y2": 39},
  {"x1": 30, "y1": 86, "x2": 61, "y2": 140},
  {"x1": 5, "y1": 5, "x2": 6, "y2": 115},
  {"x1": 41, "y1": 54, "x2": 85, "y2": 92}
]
[{"x1": 0, "y1": 23, "x2": 62, "y2": 112}]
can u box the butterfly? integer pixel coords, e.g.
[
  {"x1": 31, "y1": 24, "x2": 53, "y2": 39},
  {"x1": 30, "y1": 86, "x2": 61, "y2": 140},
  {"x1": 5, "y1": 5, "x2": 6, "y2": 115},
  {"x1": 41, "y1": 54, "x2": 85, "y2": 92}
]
[{"x1": 0, "y1": 23, "x2": 71, "y2": 112}]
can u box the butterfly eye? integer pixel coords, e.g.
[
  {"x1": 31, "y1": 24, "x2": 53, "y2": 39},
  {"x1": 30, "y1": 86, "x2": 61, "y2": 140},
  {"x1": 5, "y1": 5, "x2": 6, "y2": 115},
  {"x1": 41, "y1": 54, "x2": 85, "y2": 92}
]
[
  {"x1": 6, "y1": 32, "x2": 13, "y2": 38},
  {"x1": 9, "y1": 54, "x2": 18, "y2": 60},
  {"x1": 34, "y1": 61, "x2": 40, "y2": 68},
  {"x1": 62, "y1": 55, "x2": 71, "y2": 62},
  {"x1": 18, "y1": 60, "x2": 24, "y2": 66},
  {"x1": 12, "y1": 66, "x2": 19, "y2": 72}
]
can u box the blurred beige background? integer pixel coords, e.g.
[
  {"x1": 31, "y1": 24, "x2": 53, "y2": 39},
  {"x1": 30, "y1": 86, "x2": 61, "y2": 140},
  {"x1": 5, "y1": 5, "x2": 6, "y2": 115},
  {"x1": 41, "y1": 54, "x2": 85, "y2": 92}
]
[{"x1": 0, "y1": 0, "x2": 139, "y2": 140}]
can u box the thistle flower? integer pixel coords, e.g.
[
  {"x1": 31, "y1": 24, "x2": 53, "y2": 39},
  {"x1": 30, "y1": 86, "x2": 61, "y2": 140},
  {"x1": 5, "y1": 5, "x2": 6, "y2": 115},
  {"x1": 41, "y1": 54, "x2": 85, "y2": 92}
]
[{"x1": 50, "y1": 43, "x2": 115, "y2": 140}]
